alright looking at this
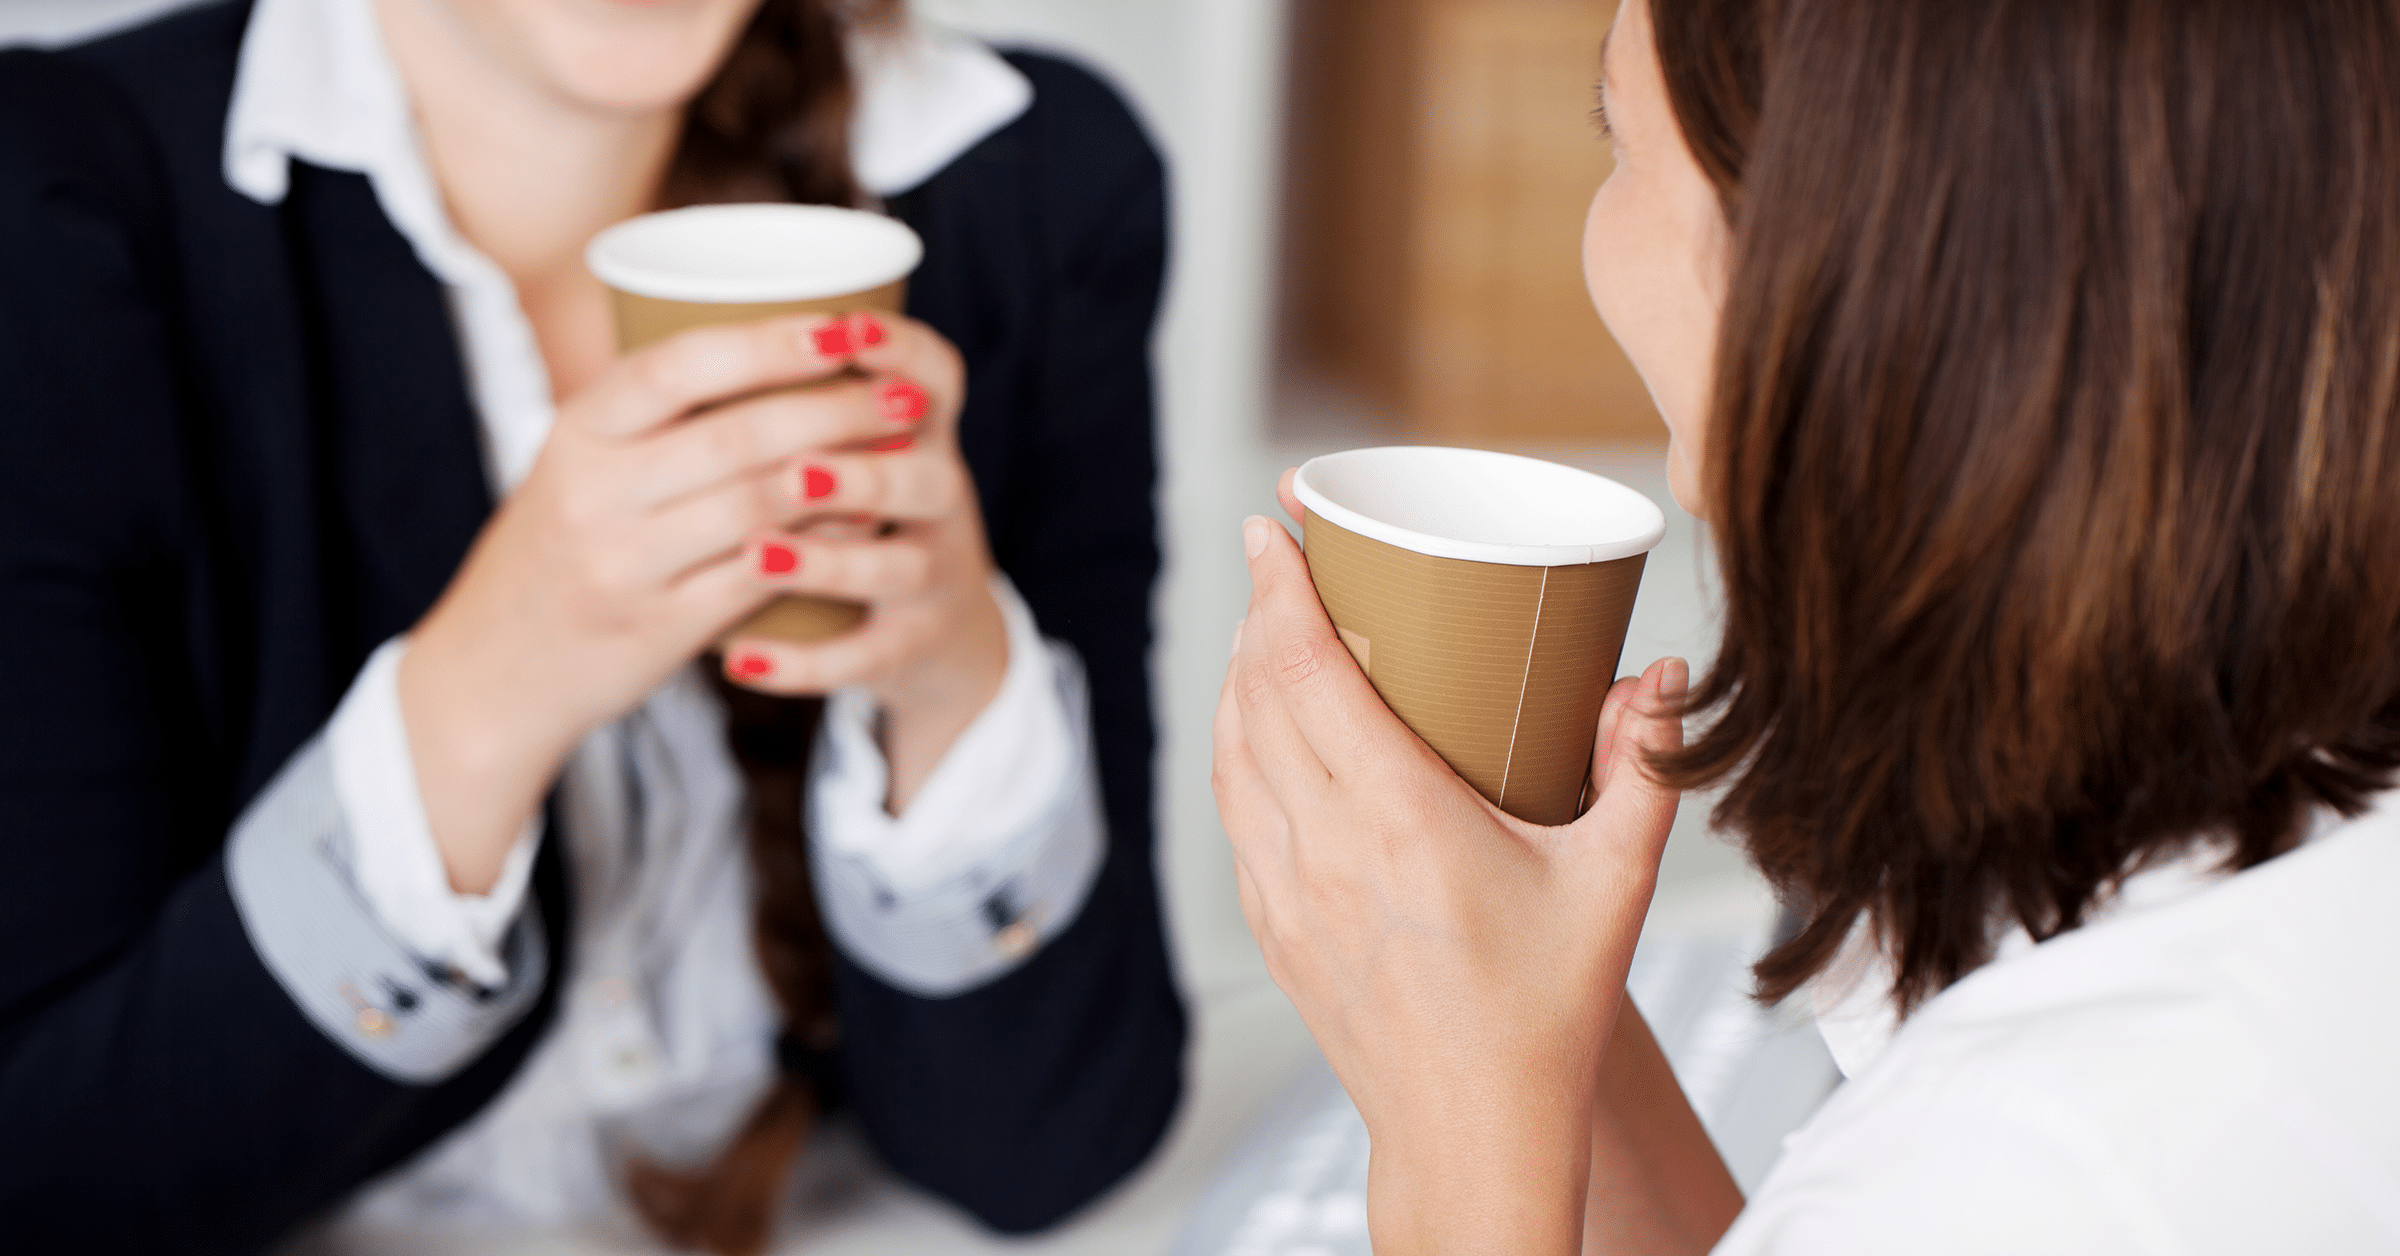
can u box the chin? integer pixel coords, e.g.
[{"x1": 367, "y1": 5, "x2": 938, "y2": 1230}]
[
  {"x1": 548, "y1": 44, "x2": 730, "y2": 112},
  {"x1": 514, "y1": 0, "x2": 758, "y2": 114},
  {"x1": 1665, "y1": 440, "x2": 1709, "y2": 520}
]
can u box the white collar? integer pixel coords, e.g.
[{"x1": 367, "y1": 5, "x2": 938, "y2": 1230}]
[{"x1": 223, "y1": 0, "x2": 1030, "y2": 212}]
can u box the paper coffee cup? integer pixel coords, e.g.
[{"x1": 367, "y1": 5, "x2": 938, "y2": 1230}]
[
  {"x1": 586, "y1": 204, "x2": 924, "y2": 643},
  {"x1": 1293, "y1": 447, "x2": 1666, "y2": 825}
]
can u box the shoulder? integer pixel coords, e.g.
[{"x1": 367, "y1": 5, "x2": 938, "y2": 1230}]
[
  {"x1": 1736, "y1": 912, "x2": 2400, "y2": 1253},
  {"x1": 0, "y1": 0, "x2": 246, "y2": 203},
  {"x1": 998, "y1": 51, "x2": 1161, "y2": 178},
  {"x1": 52, "y1": 0, "x2": 250, "y2": 109},
  {"x1": 915, "y1": 49, "x2": 1164, "y2": 256},
  {"x1": 0, "y1": 48, "x2": 144, "y2": 195}
]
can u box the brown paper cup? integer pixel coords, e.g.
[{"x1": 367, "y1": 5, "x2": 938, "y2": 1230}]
[
  {"x1": 1294, "y1": 447, "x2": 1665, "y2": 825},
  {"x1": 586, "y1": 204, "x2": 924, "y2": 643}
]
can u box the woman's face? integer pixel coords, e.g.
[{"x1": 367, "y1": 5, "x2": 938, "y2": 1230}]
[
  {"x1": 1583, "y1": 0, "x2": 1733, "y2": 517},
  {"x1": 407, "y1": 0, "x2": 766, "y2": 114}
]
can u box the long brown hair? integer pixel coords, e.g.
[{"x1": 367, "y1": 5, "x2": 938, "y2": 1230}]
[
  {"x1": 1651, "y1": 0, "x2": 2400, "y2": 1013},
  {"x1": 624, "y1": 2, "x2": 896, "y2": 1252}
]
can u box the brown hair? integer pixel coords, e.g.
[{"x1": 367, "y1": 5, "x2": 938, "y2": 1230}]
[
  {"x1": 1650, "y1": 0, "x2": 2400, "y2": 1012},
  {"x1": 626, "y1": 2, "x2": 895, "y2": 1253}
]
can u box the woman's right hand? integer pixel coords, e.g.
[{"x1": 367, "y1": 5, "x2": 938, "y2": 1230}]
[
  {"x1": 1214, "y1": 500, "x2": 1688, "y2": 1255},
  {"x1": 399, "y1": 313, "x2": 892, "y2": 893}
]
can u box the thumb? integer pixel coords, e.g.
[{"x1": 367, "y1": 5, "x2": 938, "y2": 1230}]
[{"x1": 1576, "y1": 657, "x2": 1687, "y2": 850}]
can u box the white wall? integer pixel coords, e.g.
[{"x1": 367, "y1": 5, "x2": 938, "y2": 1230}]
[
  {"x1": 920, "y1": 0, "x2": 1298, "y2": 997},
  {"x1": 0, "y1": 0, "x2": 182, "y2": 43},
  {"x1": 0, "y1": 0, "x2": 1298, "y2": 997}
]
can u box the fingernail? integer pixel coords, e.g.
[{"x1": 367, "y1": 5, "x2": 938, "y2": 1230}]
[
  {"x1": 1231, "y1": 619, "x2": 1245, "y2": 658},
  {"x1": 1242, "y1": 517, "x2": 1271, "y2": 559},
  {"x1": 728, "y1": 652, "x2": 772, "y2": 680},
  {"x1": 865, "y1": 434, "x2": 914, "y2": 453},
  {"x1": 880, "y1": 381, "x2": 927, "y2": 423},
  {"x1": 855, "y1": 313, "x2": 886, "y2": 347},
  {"x1": 811, "y1": 322, "x2": 852, "y2": 358},
  {"x1": 758, "y1": 542, "x2": 798, "y2": 575},
  {"x1": 1660, "y1": 657, "x2": 1689, "y2": 698},
  {"x1": 803, "y1": 465, "x2": 837, "y2": 500}
]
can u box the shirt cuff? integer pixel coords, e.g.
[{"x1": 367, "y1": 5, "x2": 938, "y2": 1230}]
[
  {"x1": 807, "y1": 574, "x2": 1108, "y2": 997},
  {"x1": 225, "y1": 734, "x2": 548, "y2": 1083},
  {"x1": 326, "y1": 637, "x2": 541, "y2": 989}
]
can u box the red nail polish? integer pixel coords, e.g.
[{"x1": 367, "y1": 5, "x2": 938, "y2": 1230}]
[
  {"x1": 729, "y1": 652, "x2": 772, "y2": 680},
  {"x1": 856, "y1": 313, "x2": 886, "y2": 347},
  {"x1": 865, "y1": 434, "x2": 915, "y2": 453},
  {"x1": 803, "y1": 465, "x2": 837, "y2": 500},
  {"x1": 758, "y1": 542, "x2": 798, "y2": 575},
  {"x1": 880, "y1": 381, "x2": 927, "y2": 423},
  {"x1": 812, "y1": 323, "x2": 852, "y2": 357}
]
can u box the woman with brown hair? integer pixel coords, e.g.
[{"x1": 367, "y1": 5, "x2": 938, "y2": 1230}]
[
  {"x1": 1217, "y1": 0, "x2": 2400, "y2": 1251},
  {"x1": 0, "y1": 0, "x2": 1182, "y2": 1251}
]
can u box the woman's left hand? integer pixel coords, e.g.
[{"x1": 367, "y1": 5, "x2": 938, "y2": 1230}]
[
  {"x1": 719, "y1": 312, "x2": 1006, "y2": 810},
  {"x1": 1213, "y1": 476, "x2": 1687, "y2": 1255}
]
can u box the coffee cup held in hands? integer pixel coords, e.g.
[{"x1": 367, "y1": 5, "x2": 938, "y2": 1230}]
[
  {"x1": 1292, "y1": 446, "x2": 1666, "y2": 825},
  {"x1": 585, "y1": 204, "x2": 923, "y2": 644}
]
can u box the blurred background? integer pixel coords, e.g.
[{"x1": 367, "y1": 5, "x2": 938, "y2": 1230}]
[{"x1": 0, "y1": 1, "x2": 1826, "y2": 1252}]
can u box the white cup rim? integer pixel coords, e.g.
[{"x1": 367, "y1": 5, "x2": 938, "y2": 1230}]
[
  {"x1": 1294, "y1": 446, "x2": 1667, "y2": 567},
  {"x1": 586, "y1": 204, "x2": 923, "y2": 304}
]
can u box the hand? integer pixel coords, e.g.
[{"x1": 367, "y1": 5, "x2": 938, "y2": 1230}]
[
  {"x1": 1212, "y1": 474, "x2": 1688, "y2": 1255},
  {"x1": 710, "y1": 313, "x2": 1007, "y2": 814},
  {"x1": 401, "y1": 312, "x2": 900, "y2": 891}
]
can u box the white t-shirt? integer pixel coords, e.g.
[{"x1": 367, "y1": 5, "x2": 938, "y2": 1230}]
[{"x1": 1714, "y1": 790, "x2": 2400, "y2": 1254}]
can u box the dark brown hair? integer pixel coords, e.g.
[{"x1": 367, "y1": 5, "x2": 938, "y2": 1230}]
[
  {"x1": 626, "y1": 2, "x2": 894, "y2": 1253},
  {"x1": 1650, "y1": 0, "x2": 2400, "y2": 1012}
]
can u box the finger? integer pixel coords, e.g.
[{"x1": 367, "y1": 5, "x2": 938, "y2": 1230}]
[
  {"x1": 636, "y1": 464, "x2": 811, "y2": 583},
  {"x1": 846, "y1": 313, "x2": 965, "y2": 440},
  {"x1": 577, "y1": 314, "x2": 857, "y2": 439},
  {"x1": 1589, "y1": 673, "x2": 1645, "y2": 796},
  {"x1": 661, "y1": 548, "x2": 782, "y2": 646},
  {"x1": 1277, "y1": 467, "x2": 1305, "y2": 525},
  {"x1": 1213, "y1": 649, "x2": 1296, "y2": 873},
  {"x1": 715, "y1": 620, "x2": 916, "y2": 695},
  {"x1": 1572, "y1": 657, "x2": 1687, "y2": 852},
  {"x1": 747, "y1": 532, "x2": 939, "y2": 603},
  {"x1": 1229, "y1": 855, "x2": 1285, "y2": 987},
  {"x1": 1228, "y1": 582, "x2": 1339, "y2": 815},
  {"x1": 792, "y1": 448, "x2": 973, "y2": 524},
  {"x1": 623, "y1": 376, "x2": 887, "y2": 509},
  {"x1": 1237, "y1": 515, "x2": 1426, "y2": 780}
]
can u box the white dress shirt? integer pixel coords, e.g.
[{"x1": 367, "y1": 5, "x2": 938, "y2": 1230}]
[
  {"x1": 1714, "y1": 792, "x2": 2400, "y2": 1254},
  {"x1": 216, "y1": 0, "x2": 1108, "y2": 1224}
]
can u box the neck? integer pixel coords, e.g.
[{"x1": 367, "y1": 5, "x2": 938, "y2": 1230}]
[{"x1": 372, "y1": 0, "x2": 680, "y2": 284}]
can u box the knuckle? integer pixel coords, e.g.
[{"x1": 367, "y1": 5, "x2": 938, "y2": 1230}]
[
  {"x1": 699, "y1": 414, "x2": 760, "y2": 469},
  {"x1": 556, "y1": 482, "x2": 611, "y2": 533},
  {"x1": 1209, "y1": 757, "x2": 1242, "y2": 804},
  {"x1": 743, "y1": 475, "x2": 790, "y2": 529},
  {"x1": 635, "y1": 340, "x2": 696, "y2": 397},
  {"x1": 578, "y1": 546, "x2": 637, "y2": 598},
  {"x1": 1273, "y1": 637, "x2": 1327, "y2": 688}
]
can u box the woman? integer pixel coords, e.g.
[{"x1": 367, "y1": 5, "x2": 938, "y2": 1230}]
[
  {"x1": 0, "y1": 0, "x2": 1183, "y2": 1251},
  {"x1": 1218, "y1": 0, "x2": 2400, "y2": 1251}
]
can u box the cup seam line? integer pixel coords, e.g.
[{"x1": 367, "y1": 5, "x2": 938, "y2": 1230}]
[{"x1": 1498, "y1": 567, "x2": 1546, "y2": 810}]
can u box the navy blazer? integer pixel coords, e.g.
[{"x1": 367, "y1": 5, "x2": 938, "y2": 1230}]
[{"x1": 0, "y1": 3, "x2": 1185, "y2": 1251}]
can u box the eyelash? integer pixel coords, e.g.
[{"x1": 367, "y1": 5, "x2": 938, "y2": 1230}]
[{"x1": 1591, "y1": 79, "x2": 1614, "y2": 139}]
